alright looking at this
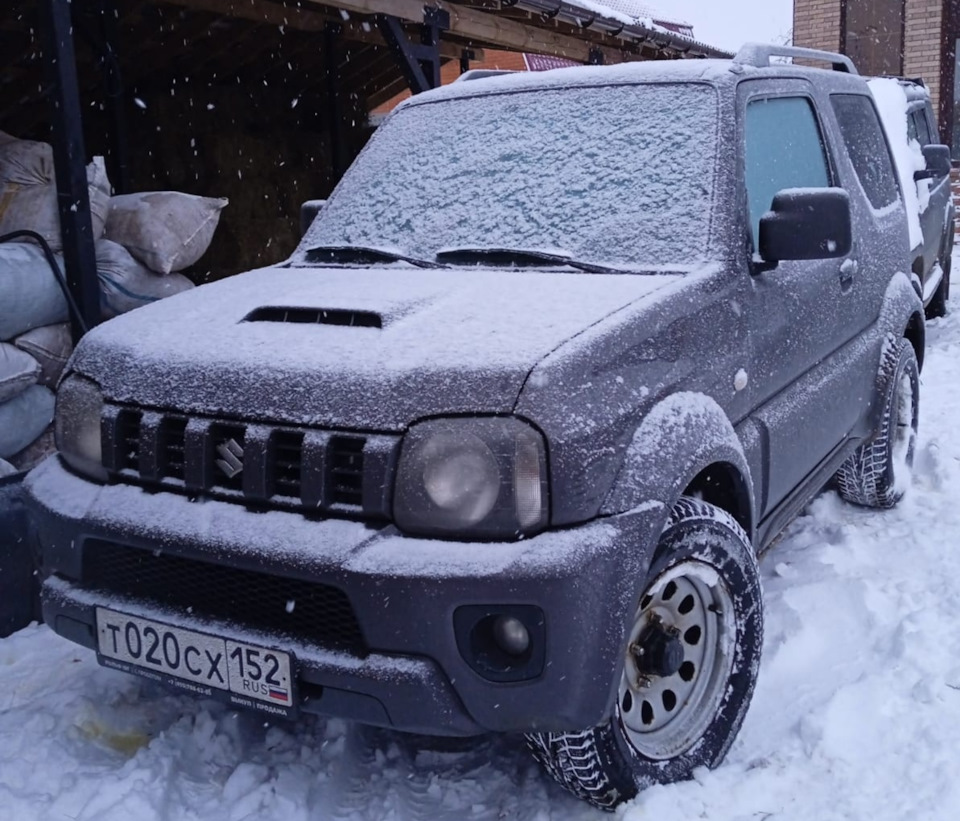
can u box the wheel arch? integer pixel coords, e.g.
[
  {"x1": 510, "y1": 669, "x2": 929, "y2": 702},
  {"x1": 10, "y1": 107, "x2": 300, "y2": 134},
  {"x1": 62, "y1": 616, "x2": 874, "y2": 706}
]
[
  {"x1": 682, "y1": 461, "x2": 753, "y2": 537},
  {"x1": 911, "y1": 255, "x2": 925, "y2": 283},
  {"x1": 601, "y1": 392, "x2": 757, "y2": 547},
  {"x1": 880, "y1": 272, "x2": 925, "y2": 372},
  {"x1": 904, "y1": 309, "x2": 925, "y2": 372}
]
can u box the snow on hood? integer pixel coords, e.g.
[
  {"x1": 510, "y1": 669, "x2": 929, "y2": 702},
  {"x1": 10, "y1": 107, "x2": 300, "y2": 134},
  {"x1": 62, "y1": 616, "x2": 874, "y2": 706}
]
[{"x1": 71, "y1": 265, "x2": 683, "y2": 430}]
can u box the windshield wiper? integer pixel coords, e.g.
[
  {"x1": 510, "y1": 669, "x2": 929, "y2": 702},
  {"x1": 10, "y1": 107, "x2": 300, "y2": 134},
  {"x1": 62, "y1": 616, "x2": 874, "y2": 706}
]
[
  {"x1": 306, "y1": 244, "x2": 447, "y2": 269},
  {"x1": 435, "y1": 247, "x2": 628, "y2": 274}
]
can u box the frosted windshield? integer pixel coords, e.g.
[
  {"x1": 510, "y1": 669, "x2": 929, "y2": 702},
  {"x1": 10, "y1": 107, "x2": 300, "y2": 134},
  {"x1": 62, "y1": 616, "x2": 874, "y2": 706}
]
[{"x1": 301, "y1": 83, "x2": 719, "y2": 269}]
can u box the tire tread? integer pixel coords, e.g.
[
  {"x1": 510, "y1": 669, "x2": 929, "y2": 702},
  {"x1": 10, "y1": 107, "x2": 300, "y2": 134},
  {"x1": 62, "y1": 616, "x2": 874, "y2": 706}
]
[
  {"x1": 836, "y1": 337, "x2": 917, "y2": 509},
  {"x1": 525, "y1": 497, "x2": 760, "y2": 811}
]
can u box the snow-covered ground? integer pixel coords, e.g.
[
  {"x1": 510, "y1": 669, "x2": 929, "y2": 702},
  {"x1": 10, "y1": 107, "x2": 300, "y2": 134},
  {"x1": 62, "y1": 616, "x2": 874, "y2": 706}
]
[{"x1": 3, "y1": 305, "x2": 960, "y2": 820}]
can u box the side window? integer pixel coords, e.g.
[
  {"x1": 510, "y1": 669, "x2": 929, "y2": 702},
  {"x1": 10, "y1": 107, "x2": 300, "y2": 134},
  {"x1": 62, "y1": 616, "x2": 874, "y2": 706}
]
[
  {"x1": 830, "y1": 94, "x2": 900, "y2": 210},
  {"x1": 920, "y1": 107, "x2": 935, "y2": 145},
  {"x1": 910, "y1": 109, "x2": 932, "y2": 145},
  {"x1": 907, "y1": 111, "x2": 920, "y2": 143},
  {"x1": 744, "y1": 96, "x2": 830, "y2": 248}
]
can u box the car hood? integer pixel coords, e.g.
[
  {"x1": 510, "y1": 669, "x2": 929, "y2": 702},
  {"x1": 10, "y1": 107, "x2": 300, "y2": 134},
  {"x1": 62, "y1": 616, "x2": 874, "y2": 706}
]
[{"x1": 72, "y1": 264, "x2": 682, "y2": 431}]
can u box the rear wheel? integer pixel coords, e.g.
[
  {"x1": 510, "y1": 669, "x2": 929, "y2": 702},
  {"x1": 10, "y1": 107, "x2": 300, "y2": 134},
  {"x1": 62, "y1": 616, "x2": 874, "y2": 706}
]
[
  {"x1": 526, "y1": 498, "x2": 763, "y2": 810},
  {"x1": 836, "y1": 337, "x2": 919, "y2": 509}
]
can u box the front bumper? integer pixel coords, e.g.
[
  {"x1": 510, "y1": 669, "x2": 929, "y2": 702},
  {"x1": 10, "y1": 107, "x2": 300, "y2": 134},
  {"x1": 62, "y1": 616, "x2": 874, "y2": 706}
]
[{"x1": 27, "y1": 456, "x2": 665, "y2": 736}]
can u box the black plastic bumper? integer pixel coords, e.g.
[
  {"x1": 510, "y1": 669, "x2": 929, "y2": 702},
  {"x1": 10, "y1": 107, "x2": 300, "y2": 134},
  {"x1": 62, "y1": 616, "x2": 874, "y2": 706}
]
[{"x1": 26, "y1": 456, "x2": 664, "y2": 736}]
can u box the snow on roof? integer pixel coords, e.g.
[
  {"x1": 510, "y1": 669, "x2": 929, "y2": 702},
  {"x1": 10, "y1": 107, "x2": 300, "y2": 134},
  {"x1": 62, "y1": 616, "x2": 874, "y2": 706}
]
[
  {"x1": 585, "y1": 0, "x2": 692, "y2": 28},
  {"x1": 418, "y1": 59, "x2": 737, "y2": 106},
  {"x1": 558, "y1": 0, "x2": 709, "y2": 50}
]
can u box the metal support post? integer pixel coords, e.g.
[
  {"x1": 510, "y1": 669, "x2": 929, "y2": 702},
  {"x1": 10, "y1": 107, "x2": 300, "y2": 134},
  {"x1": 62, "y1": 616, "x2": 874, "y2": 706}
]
[
  {"x1": 324, "y1": 22, "x2": 345, "y2": 178},
  {"x1": 77, "y1": 0, "x2": 130, "y2": 194},
  {"x1": 37, "y1": 0, "x2": 100, "y2": 341},
  {"x1": 377, "y1": 9, "x2": 450, "y2": 94}
]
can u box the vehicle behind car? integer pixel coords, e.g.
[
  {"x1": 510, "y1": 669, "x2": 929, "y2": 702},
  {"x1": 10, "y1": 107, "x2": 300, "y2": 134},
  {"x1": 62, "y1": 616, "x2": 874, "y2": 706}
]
[{"x1": 869, "y1": 76, "x2": 954, "y2": 316}]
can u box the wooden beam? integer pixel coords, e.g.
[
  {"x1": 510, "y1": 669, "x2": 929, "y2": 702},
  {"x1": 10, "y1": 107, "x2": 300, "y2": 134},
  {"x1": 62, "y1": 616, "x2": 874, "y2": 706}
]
[
  {"x1": 158, "y1": 0, "x2": 477, "y2": 59},
  {"x1": 299, "y1": 0, "x2": 632, "y2": 63}
]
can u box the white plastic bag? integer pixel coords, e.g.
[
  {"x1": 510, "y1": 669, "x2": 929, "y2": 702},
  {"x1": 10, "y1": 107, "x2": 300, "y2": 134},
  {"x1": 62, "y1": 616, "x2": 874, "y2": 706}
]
[
  {"x1": 0, "y1": 385, "x2": 55, "y2": 460},
  {"x1": 14, "y1": 323, "x2": 72, "y2": 388},
  {"x1": 9, "y1": 426, "x2": 55, "y2": 471},
  {"x1": 0, "y1": 132, "x2": 111, "y2": 250},
  {"x1": 104, "y1": 191, "x2": 228, "y2": 274},
  {"x1": 0, "y1": 242, "x2": 69, "y2": 341},
  {"x1": 0, "y1": 343, "x2": 40, "y2": 403},
  {"x1": 96, "y1": 239, "x2": 195, "y2": 318}
]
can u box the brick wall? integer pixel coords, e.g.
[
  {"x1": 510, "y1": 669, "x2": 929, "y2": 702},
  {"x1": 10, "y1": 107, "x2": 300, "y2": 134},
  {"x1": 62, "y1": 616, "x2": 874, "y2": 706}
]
[
  {"x1": 793, "y1": 0, "x2": 843, "y2": 53},
  {"x1": 904, "y1": 0, "x2": 945, "y2": 116}
]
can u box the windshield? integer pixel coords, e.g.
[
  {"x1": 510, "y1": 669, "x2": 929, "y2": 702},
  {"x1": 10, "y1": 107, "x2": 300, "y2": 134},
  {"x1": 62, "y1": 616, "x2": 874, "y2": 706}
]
[{"x1": 299, "y1": 83, "x2": 719, "y2": 269}]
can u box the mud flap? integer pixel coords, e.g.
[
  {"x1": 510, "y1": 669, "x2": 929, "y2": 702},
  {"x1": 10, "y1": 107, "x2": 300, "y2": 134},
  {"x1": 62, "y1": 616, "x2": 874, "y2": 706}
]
[{"x1": 0, "y1": 473, "x2": 40, "y2": 638}]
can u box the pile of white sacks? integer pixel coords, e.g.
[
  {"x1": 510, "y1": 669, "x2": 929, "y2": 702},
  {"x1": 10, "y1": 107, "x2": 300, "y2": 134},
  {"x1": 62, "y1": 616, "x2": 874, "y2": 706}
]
[{"x1": 0, "y1": 131, "x2": 227, "y2": 476}]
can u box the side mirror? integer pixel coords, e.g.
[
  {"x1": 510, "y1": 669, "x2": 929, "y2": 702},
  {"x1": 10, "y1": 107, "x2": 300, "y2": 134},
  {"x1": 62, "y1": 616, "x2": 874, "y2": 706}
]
[
  {"x1": 914, "y1": 144, "x2": 952, "y2": 181},
  {"x1": 300, "y1": 199, "x2": 327, "y2": 237},
  {"x1": 758, "y1": 188, "x2": 852, "y2": 264}
]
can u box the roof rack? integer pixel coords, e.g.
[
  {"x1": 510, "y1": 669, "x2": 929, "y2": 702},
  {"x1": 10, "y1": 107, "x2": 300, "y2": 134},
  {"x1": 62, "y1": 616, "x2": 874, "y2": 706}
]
[
  {"x1": 733, "y1": 43, "x2": 858, "y2": 75},
  {"x1": 455, "y1": 69, "x2": 516, "y2": 83}
]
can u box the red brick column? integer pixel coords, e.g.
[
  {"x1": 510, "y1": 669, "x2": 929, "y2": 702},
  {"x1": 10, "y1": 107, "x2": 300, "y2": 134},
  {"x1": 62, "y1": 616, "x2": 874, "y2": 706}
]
[
  {"x1": 904, "y1": 0, "x2": 946, "y2": 118},
  {"x1": 793, "y1": 0, "x2": 843, "y2": 53}
]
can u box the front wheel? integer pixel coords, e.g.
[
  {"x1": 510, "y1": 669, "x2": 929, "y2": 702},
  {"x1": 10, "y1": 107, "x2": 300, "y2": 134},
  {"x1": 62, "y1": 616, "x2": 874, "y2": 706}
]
[{"x1": 526, "y1": 498, "x2": 763, "y2": 810}]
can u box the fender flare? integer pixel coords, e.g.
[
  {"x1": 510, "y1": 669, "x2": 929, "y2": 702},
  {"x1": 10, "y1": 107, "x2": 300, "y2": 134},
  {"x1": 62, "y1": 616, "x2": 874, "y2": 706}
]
[
  {"x1": 600, "y1": 392, "x2": 756, "y2": 544},
  {"x1": 879, "y1": 271, "x2": 924, "y2": 371}
]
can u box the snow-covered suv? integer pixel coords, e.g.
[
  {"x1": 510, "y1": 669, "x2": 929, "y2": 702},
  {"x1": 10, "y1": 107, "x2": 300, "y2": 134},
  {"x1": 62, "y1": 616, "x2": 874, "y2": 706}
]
[{"x1": 28, "y1": 44, "x2": 925, "y2": 809}]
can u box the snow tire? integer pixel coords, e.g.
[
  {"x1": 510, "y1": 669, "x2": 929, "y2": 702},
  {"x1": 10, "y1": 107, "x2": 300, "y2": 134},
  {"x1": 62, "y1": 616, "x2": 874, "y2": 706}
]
[
  {"x1": 526, "y1": 497, "x2": 763, "y2": 811},
  {"x1": 836, "y1": 336, "x2": 919, "y2": 509}
]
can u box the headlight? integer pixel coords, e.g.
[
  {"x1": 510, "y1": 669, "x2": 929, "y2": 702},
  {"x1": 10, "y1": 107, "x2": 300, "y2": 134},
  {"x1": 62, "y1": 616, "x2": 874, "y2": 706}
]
[
  {"x1": 394, "y1": 418, "x2": 549, "y2": 539},
  {"x1": 55, "y1": 374, "x2": 107, "y2": 482}
]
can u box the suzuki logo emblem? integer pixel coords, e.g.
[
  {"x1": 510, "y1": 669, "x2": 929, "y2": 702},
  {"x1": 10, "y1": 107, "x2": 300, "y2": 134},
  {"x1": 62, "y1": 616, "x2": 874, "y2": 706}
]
[{"x1": 215, "y1": 438, "x2": 244, "y2": 479}]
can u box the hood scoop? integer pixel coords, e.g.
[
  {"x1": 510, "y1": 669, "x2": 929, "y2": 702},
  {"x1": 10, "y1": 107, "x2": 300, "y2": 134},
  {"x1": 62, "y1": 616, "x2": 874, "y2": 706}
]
[{"x1": 243, "y1": 306, "x2": 382, "y2": 329}]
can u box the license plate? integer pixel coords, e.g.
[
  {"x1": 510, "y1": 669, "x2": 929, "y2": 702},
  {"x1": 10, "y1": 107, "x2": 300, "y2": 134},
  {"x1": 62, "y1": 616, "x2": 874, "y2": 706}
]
[{"x1": 95, "y1": 608, "x2": 296, "y2": 717}]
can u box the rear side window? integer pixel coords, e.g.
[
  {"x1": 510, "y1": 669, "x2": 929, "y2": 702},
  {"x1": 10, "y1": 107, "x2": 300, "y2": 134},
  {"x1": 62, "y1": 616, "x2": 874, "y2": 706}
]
[
  {"x1": 744, "y1": 96, "x2": 831, "y2": 247},
  {"x1": 830, "y1": 94, "x2": 900, "y2": 210},
  {"x1": 910, "y1": 108, "x2": 932, "y2": 145}
]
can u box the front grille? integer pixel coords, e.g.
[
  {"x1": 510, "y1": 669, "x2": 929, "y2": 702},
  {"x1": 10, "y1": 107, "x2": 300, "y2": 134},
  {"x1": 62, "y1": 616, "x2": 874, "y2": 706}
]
[
  {"x1": 158, "y1": 416, "x2": 187, "y2": 481},
  {"x1": 329, "y1": 436, "x2": 364, "y2": 506},
  {"x1": 82, "y1": 539, "x2": 367, "y2": 653},
  {"x1": 102, "y1": 405, "x2": 399, "y2": 520},
  {"x1": 116, "y1": 409, "x2": 142, "y2": 471},
  {"x1": 271, "y1": 430, "x2": 304, "y2": 500}
]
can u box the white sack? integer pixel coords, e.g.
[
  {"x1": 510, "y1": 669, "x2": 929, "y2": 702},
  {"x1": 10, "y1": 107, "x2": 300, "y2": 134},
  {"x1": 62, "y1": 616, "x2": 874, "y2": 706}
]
[
  {"x1": 14, "y1": 323, "x2": 72, "y2": 388},
  {"x1": 0, "y1": 242, "x2": 69, "y2": 340},
  {"x1": 10, "y1": 426, "x2": 56, "y2": 472},
  {"x1": 96, "y1": 238, "x2": 195, "y2": 318},
  {"x1": 0, "y1": 133, "x2": 111, "y2": 250},
  {"x1": 104, "y1": 191, "x2": 228, "y2": 274},
  {"x1": 0, "y1": 385, "x2": 55, "y2": 460},
  {"x1": 0, "y1": 343, "x2": 40, "y2": 403}
]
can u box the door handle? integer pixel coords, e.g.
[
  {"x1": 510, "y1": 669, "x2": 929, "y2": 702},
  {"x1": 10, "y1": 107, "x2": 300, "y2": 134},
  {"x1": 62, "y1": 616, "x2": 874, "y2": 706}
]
[{"x1": 839, "y1": 258, "x2": 858, "y2": 291}]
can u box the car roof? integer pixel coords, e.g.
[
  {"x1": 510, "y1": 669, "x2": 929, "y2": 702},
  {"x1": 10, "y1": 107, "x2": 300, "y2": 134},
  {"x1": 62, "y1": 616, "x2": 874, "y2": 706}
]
[{"x1": 398, "y1": 54, "x2": 871, "y2": 111}]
